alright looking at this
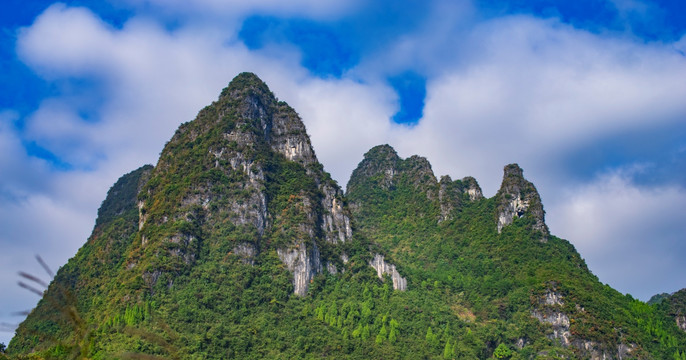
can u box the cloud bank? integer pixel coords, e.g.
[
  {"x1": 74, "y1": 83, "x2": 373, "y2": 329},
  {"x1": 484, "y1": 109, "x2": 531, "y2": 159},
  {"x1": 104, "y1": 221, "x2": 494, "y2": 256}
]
[{"x1": 1, "y1": 0, "x2": 685, "y2": 344}]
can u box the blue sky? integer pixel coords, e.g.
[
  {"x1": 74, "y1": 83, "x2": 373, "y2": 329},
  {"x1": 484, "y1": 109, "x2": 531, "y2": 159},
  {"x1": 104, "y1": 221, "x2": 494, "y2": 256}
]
[{"x1": 1, "y1": 0, "x2": 686, "y2": 345}]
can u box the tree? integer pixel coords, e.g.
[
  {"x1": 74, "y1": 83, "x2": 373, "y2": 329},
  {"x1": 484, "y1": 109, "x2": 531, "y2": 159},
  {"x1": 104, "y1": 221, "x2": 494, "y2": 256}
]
[
  {"x1": 426, "y1": 326, "x2": 439, "y2": 347},
  {"x1": 443, "y1": 340, "x2": 454, "y2": 359},
  {"x1": 0, "y1": 342, "x2": 5, "y2": 353},
  {"x1": 493, "y1": 343, "x2": 513, "y2": 359},
  {"x1": 388, "y1": 327, "x2": 398, "y2": 343}
]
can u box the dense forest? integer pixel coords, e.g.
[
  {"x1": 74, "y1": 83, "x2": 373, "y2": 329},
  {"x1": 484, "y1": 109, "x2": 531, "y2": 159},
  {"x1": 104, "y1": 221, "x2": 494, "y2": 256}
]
[{"x1": 5, "y1": 73, "x2": 685, "y2": 359}]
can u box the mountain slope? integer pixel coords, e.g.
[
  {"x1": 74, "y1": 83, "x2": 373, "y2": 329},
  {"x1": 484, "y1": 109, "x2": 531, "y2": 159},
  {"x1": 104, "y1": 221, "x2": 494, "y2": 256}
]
[
  {"x1": 7, "y1": 73, "x2": 686, "y2": 359},
  {"x1": 346, "y1": 145, "x2": 686, "y2": 359}
]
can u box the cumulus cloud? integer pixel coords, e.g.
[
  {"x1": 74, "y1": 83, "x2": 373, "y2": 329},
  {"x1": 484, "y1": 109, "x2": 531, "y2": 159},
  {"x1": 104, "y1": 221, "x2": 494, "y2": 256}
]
[
  {"x1": 2, "y1": 1, "x2": 686, "y2": 343},
  {"x1": 385, "y1": 15, "x2": 686, "y2": 194},
  {"x1": 547, "y1": 169, "x2": 686, "y2": 300},
  {"x1": 0, "y1": 111, "x2": 100, "y2": 345}
]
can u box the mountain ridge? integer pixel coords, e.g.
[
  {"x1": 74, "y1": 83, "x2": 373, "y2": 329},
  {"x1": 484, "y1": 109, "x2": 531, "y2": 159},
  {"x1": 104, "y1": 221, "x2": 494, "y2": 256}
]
[{"x1": 6, "y1": 73, "x2": 686, "y2": 359}]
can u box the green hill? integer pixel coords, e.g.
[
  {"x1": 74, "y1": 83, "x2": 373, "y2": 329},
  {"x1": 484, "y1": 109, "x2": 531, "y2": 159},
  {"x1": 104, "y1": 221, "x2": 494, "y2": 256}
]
[{"x1": 6, "y1": 73, "x2": 685, "y2": 359}]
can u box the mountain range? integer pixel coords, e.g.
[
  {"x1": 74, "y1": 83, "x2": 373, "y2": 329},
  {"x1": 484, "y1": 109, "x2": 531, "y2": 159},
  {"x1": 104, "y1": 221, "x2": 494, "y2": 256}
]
[{"x1": 5, "y1": 73, "x2": 685, "y2": 359}]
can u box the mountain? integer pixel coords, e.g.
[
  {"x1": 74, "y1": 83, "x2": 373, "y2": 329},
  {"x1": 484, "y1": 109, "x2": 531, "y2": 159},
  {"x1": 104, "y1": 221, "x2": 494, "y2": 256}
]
[{"x1": 6, "y1": 73, "x2": 686, "y2": 359}]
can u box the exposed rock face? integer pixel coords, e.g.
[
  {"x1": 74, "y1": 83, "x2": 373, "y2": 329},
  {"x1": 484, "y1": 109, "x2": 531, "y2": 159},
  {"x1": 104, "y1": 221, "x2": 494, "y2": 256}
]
[
  {"x1": 533, "y1": 287, "x2": 635, "y2": 359},
  {"x1": 570, "y1": 340, "x2": 634, "y2": 360},
  {"x1": 132, "y1": 73, "x2": 366, "y2": 295},
  {"x1": 277, "y1": 240, "x2": 322, "y2": 296},
  {"x1": 677, "y1": 316, "x2": 686, "y2": 332},
  {"x1": 269, "y1": 103, "x2": 316, "y2": 165},
  {"x1": 495, "y1": 164, "x2": 549, "y2": 241},
  {"x1": 320, "y1": 184, "x2": 353, "y2": 244},
  {"x1": 461, "y1": 176, "x2": 483, "y2": 201},
  {"x1": 369, "y1": 254, "x2": 407, "y2": 291},
  {"x1": 532, "y1": 309, "x2": 571, "y2": 346},
  {"x1": 532, "y1": 289, "x2": 571, "y2": 347},
  {"x1": 437, "y1": 175, "x2": 484, "y2": 222},
  {"x1": 233, "y1": 243, "x2": 256, "y2": 265}
]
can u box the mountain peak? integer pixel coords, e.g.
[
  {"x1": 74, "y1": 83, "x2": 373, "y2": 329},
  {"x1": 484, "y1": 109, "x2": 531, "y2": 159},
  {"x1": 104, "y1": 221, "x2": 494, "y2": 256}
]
[
  {"x1": 9, "y1": 74, "x2": 684, "y2": 359},
  {"x1": 95, "y1": 165, "x2": 153, "y2": 228},
  {"x1": 495, "y1": 163, "x2": 549, "y2": 240},
  {"x1": 347, "y1": 144, "x2": 401, "y2": 193},
  {"x1": 364, "y1": 144, "x2": 401, "y2": 162},
  {"x1": 220, "y1": 72, "x2": 272, "y2": 99},
  {"x1": 503, "y1": 163, "x2": 524, "y2": 178}
]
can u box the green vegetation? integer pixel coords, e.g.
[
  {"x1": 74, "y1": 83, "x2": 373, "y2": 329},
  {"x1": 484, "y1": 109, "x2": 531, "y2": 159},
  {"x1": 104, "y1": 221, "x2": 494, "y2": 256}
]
[{"x1": 6, "y1": 73, "x2": 685, "y2": 359}]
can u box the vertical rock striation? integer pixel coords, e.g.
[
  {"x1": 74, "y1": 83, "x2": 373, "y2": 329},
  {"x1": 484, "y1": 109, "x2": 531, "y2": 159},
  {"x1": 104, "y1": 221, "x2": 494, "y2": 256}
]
[
  {"x1": 369, "y1": 254, "x2": 407, "y2": 291},
  {"x1": 133, "y1": 73, "x2": 377, "y2": 296}
]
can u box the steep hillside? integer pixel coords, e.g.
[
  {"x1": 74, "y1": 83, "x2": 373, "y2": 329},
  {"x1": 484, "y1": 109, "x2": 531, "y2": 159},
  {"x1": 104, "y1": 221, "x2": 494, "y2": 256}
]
[
  {"x1": 346, "y1": 145, "x2": 686, "y2": 359},
  {"x1": 7, "y1": 73, "x2": 685, "y2": 359}
]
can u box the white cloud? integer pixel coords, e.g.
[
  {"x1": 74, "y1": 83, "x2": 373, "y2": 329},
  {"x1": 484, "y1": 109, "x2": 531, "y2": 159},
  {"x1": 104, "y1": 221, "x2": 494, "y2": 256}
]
[
  {"x1": 15, "y1": 3, "x2": 403, "y2": 186},
  {"x1": 547, "y1": 170, "x2": 686, "y2": 300},
  {"x1": 0, "y1": 111, "x2": 101, "y2": 346},
  {"x1": 3, "y1": 2, "x2": 686, "y2": 344},
  {"x1": 123, "y1": 0, "x2": 362, "y2": 20},
  {"x1": 281, "y1": 77, "x2": 398, "y2": 185},
  {"x1": 384, "y1": 15, "x2": 686, "y2": 195}
]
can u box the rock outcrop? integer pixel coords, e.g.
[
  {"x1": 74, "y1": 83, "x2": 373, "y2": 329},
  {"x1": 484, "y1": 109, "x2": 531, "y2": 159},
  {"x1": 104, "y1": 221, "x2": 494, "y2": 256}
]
[
  {"x1": 532, "y1": 289, "x2": 571, "y2": 347},
  {"x1": 532, "y1": 287, "x2": 635, "y2": 359},
  {"x1": 495, "y1": 164, "x2": 549, "y2": 241},
  {"x1": 133, "y1": 73, "x2": 394, "y2": 296},
  {"x1": 369, "y1": 254, "x2": 407, "y2": 291},
  {"x1": 437, "y1": 175, "x2": 484, "y2": 222},
  {"x1": 677, "y1": 316, "x2": 686, "y2": 332},
  {"x1": 277, "y1": 240, "x2": 322, "y2": 296}
]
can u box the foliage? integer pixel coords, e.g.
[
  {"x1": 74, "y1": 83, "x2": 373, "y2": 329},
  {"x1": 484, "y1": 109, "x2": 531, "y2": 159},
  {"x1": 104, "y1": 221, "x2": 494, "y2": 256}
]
[{"x1": 6, "y1": 73, "x2": 685, "y2": 359}]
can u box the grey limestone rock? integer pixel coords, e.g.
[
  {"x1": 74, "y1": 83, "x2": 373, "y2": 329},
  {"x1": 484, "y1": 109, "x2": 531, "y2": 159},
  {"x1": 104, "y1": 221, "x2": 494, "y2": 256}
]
[
  {"x1": 437, "y1": 175, "x2": 484, "y2": 223},
  {"x1": 495, "y1": 164, "x2": 549, "y2": 241},
  {"x1": 532, "y1": 287, "x2": 635, "y2": 359},
  {"x1": 277, "y1": 240, "x2": 322, "y2": 296},
  {"x1": 531, "y1": 288, "x2": 570, "y2": 346},
  {"x1": 232, "y1": 243, "x2": 257, "y2": 265},
  {"x1": 461, "y1": 176, "x2": 483, "y2": 201},
  {"x1": 369, "y1": 254, "x2": 407, "y2": 291}
]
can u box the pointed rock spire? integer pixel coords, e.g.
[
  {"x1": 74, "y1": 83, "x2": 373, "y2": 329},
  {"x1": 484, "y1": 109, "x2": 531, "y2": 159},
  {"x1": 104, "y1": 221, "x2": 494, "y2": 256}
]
[
  {"x1": 461, "y1": 176, "x2": 483, "y2": 201},
  {"x1": 134, "y1": 73, "x2": 354, "y2": 296},
  {"x1": 495, "y1": 164, "x2": 549, "y2": 241}
]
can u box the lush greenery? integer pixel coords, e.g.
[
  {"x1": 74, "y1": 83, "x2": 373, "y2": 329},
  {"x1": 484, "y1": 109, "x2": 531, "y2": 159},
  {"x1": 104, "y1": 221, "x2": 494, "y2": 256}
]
[{"x1": 6, "y1": 73, "x2": 685, "y2": 359}]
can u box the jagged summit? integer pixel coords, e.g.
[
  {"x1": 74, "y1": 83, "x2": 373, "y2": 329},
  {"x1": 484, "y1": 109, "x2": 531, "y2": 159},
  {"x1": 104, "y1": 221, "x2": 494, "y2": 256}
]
[
  {"x1": 495, "y1": 163, "x2": 549, "y2": 241},
  {"x1": 135, "y1": 73, "x2": 363, "y2": 296},
  {"x1": 347, "y1": 144, "x2": 439, "y2": 195},
  {"x1": 348, "y1": 147, "x2": 549, "y2": 237},
  {"x1": 347, "y1": 143, "x2": 491, "y2": 226},
  {"x1": 9, "y1": 73, "x2": 685, "y2": 359}
]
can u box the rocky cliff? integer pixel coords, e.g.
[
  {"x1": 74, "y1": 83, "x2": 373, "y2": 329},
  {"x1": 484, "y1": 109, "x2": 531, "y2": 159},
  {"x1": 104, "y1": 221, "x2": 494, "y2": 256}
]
[
  {"x1": 495, "y1": 164, "x2": 549, "y2": 241},
  {"x1": 134, "y1": 73, "x2": 378, "y2": 296},
  {"x1": 7, "y1": 73, "x2": 685, "y2": 359}
]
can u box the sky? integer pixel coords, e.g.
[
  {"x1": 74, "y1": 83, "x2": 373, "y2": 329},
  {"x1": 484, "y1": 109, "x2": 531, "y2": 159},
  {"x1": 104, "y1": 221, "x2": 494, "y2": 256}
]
[{"x1": 1, "y1": 0, "x2": 685, "y2": 345}]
